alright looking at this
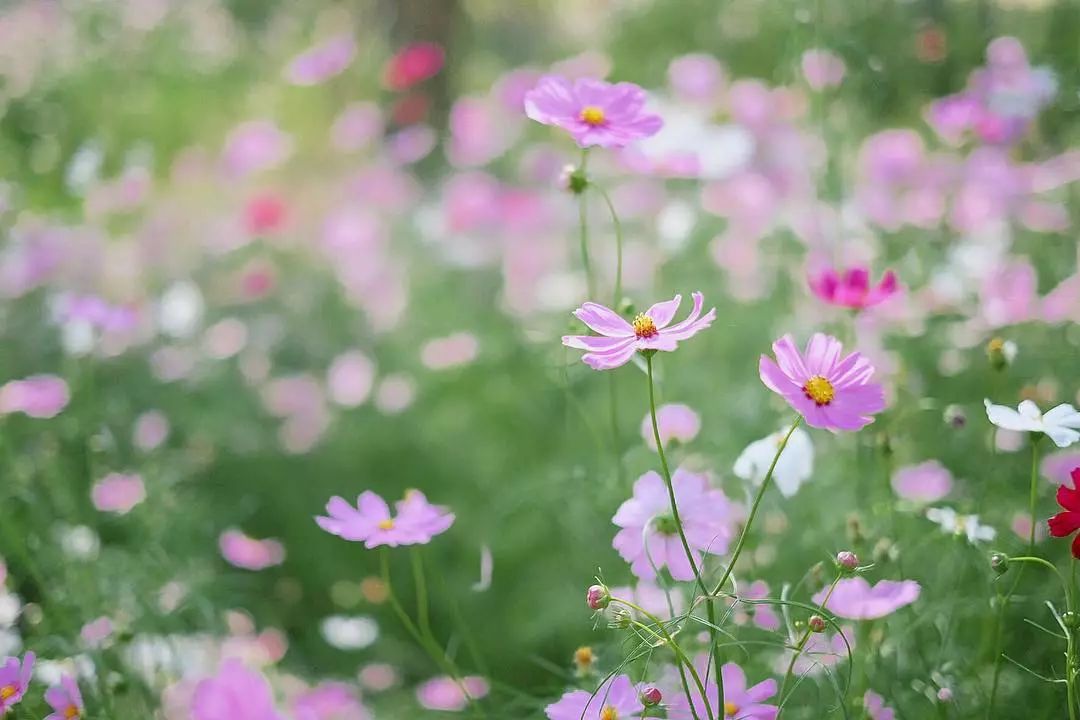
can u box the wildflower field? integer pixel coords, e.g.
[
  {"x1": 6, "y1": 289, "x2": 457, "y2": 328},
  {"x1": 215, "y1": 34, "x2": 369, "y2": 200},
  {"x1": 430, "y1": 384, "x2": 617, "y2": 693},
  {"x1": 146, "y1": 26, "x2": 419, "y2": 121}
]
[{"x1": 2, "y1": 0, "x2": 1080, "y2": 718}]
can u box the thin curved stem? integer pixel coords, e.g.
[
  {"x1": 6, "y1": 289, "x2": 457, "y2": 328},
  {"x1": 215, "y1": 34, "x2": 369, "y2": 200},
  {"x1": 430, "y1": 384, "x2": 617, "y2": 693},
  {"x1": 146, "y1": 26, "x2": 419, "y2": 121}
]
[
  {"x1": 777, "y1": 573, "x2": 842, "y2": 715},
  {"x1": 620, "y1": 607, "x2": 713, "y2": 720},
  {"x1": 577, "y1": 148, "x2": 595, "y2": 298},
  {"x1": 593, "y1": 184, "x2": 624, "y2": 308}
]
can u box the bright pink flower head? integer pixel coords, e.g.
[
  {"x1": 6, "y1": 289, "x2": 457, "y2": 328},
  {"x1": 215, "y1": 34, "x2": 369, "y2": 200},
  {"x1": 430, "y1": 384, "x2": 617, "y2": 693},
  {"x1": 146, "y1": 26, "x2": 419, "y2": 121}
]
[
  {"x1": 524, "y1": 75, "x2": 663, "y2": 148},
  {"x1": 563, "y1": 292, "x2": 716, "y2": 370},
  {"x1": 0, "y1": 375, "x2": 70, "y2": 418},
  {"x1": 416, "y1": 676, "x2": 489, "y2": 712},
  {"x1": 192, "y1": 660, "x2": 284, "y2": 720},
  {"x1": 812, "y1": 577, "x2": 921, "y2": 620},
  {"x1": 891, "y1": 460, "x2": 952, "y2": 503},
  {"x1": 1048, "y1": 468, "x2": 1080, "y2": 558},
  {"x1": 613, "y1": 468, "x2": 742, "y2": 581},
  {"x1": 0, "y1": 652, "x2": 34, "y2": 713},
  {"x1": 545, "y1": 674, "x2": 644, "y2": 720},
  {"x1": 809, "y1": 266, "x2": 898, "y2": 310},
  {"x1": 44, "y1": 674, "x2": 83, "y2": 720},
  {"x1": 316, "y1": 490, "x2": 454, "y2": 549},
  {"x1": 669, "y1": 661, "x2": 778, "y2": 720},
  {"x1": 218, "y1": 530, "x2": 286, "y2": 571},
  {"x1": 292, "y1": 682, "x2": 371, "y2": 720},
  {"x1": 91, "y1": 472, "x2": 146, "y2": 514},
  {"x1": 759, "y1": 334, "x2": 886, "y2": 432},
  {"x1": 383, "y1": 42, "x2": 444, "y2": 91},
  {"x1": 864, "y1": 690, "x2": 897, "y2": 720}
]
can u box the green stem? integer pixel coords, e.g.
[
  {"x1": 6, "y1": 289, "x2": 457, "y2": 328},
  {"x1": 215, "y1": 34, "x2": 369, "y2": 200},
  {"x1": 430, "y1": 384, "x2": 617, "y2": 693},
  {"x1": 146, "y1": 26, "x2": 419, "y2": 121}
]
[
  {"x1": 410, "y1": 548, "x2": 432, "y2": 638},
  {"x1": 593, "y1": 185, "x2": 624, "y2": 308},
  {"x1": 777, "y1": 572, "x2": 842, "y2": 714},
  {"x1": 577, "y1": 148, "x2": 594, "y2": 298},
  {"x1": 1070, "y1": 558, "x2": 1079, "y2": 720}
]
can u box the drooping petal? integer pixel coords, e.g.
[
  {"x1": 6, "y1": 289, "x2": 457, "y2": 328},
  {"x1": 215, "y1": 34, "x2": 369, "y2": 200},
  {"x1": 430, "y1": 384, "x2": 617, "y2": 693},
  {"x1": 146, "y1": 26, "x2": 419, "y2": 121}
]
[{"x1": 573, "y1": 302, "x2": 634, "y2": 337}]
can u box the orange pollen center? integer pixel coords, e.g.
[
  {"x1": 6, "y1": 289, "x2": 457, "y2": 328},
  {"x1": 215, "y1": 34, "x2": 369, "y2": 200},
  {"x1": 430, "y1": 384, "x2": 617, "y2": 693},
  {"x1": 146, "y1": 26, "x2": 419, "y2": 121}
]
[
  {"x1": 0, "y1": 685, "x2": 16, "y2": 700},
  {"x1": 64, "y1": 707, "x2": 80, "y2": 719},
  {"x1": 803, "y1": 375, "x2": 835, "y2": 406},
  {"x1": 574, "y1": 646, "x2": 594, "y2": 665},
  {"x1": 724, "y1": 701, "x2": 739, "y2": 717},
  {"x1": 377, "y1": 519, "x2": 395, "y2": 530},
  {"x1": 599, "y1": 706, "x2": 618, "y2": 720},
  {"x1": 580, "y1": 106, "x2": 606, "y2": 126},
  {"x1": 632, "y1": 313, "x2": 658, "y2": 339}
]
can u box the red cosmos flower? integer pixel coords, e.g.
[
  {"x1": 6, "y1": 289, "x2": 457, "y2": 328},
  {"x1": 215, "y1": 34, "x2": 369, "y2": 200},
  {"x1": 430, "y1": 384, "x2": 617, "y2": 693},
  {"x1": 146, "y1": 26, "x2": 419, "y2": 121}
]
[{"x1": 1048, "y1": 468, "x2": 1080, "y2": 557}]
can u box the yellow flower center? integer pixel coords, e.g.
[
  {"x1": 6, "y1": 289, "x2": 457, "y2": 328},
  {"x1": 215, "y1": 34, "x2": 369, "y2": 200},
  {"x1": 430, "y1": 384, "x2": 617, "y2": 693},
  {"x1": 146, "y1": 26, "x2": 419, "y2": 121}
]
[
  {"x1": 802, "y1": 375, "x2": 835, "y2": 406},
  {"x1": 64, "y1": 707, "x2": 80, "y2": 720},
  {"x1": 599, "y1": 706, "x2": 618, "y2": 720},
  {"x1": 573, "y1": 646, "x2": 594, "y2": 666},
  {"x1": 377, "y1": 519, "x2": 395, "y2": 530},
  {"x1": 580, "y1": 106, "x2": 606, "y2": 126},
  {"x1": 724, "y1": 701, "x2": 739, "y2": 717},
  {"x1": 0, "y1": 685, "x2": 16, "y2": 700},
  {"x1": 632, "y1": 313, "x2": 658, "y2": 339}
]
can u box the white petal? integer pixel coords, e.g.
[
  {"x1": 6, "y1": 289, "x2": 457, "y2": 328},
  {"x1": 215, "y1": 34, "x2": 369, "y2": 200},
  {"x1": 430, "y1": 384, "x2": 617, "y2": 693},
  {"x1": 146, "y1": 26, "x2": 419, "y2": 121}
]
[
  {"x1": 1018, "y1": 399, "x2": 1043, "y2": 420},
  {"x1": 985, "y1": 399, "x2": 1037, "y2": 432},
  {"x1": 1045, "y1": 404, "x2": 1080, "y2": 429},
  {"x1": 1045, "y1": 426, "x2": 1080, "y2": 449}
]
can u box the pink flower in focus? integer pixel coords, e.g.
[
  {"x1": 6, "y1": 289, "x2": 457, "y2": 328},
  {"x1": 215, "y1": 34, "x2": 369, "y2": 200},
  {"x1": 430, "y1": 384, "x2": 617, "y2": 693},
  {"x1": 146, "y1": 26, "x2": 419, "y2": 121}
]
[
  {"x1": 192, "y1": 660, "x2": 284, "y2": 720},
  {"x1": 812, "y1": 577, "x2": 921, "y2": 620},
  {"x1": 524, "y1": 75, "x2": 663, "y2": 148},
  {"x1": 91, "y1": 472, "x2": 146, "y2": 514},
  {"x1": 0, "y1": 652, "x2": 33, "y2": 714},
  {"x1": 416, "y1": 676, "x2": 488, "y2": 712},
  {"x1": 613, "y1": 468, "x2": 742, "y2": 581},
  {"x1": 563, "y1": 292, "x2": 716, "y2": 370},
  {"x1": 219, "y1": 530, "x2": 286, "y2": 571},
  {"x1": 891, "y1": 461, "x2": 952, "y2": 503},
  {"x1": 285, "y1": 34, "x2": 355, "y2": 86},
  {"x1": 809, "y1": 266, "x2": 899, "y2": 310},
  {"x1": 545, "y1": 674, "x2": 643, "y2": 720},
  {"x1": 316, "y1": 490, "x2": 454, "y2": 548},
  {"x1": 44, "y1": 675, "x2": 83, "y2": 720},
  {"x1": 640, "y1": 403, "x2": 701, "y2": 450},
  {"x1": 864, "y1": 690, "x2": 896, "y2": 720},
  {"x1": 759, "y1": 334, "x2": 887, "y2": 432},
  {"x1": 292, "y1": 682, "x2": 371, "y2": 720},
  {"x1": 801, "y1": 49, "x2": 846, "y2": 90},
  {"x1": 383, "y1": 42, "x2": 444, "y2": 91},
  {"x1": 0, "y1": 375, "x2": 70, "y2": 418}
]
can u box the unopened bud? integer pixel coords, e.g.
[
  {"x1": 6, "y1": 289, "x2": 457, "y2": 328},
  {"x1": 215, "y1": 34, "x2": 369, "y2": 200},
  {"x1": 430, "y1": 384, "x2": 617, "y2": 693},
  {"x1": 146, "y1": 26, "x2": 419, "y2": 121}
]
[
  {"x1": 640, "y1": 687, "x2": 662, "y2": 707},
  {"x1": 836, "y1": 551, "x2": 859, "y2": 572},
  {"x1": 936, "y1": 687, "x2": 953, "y2": 703},
  {"x1": 1064, "y1": 611, "x2": 1080, "y2": 629},
  {"x1": 607, "y1": 606, "x2": 632, "y2": 630},
  {"x1": 560, "y1": 165, "x2": 588, "y2": 195},
  {"x1": 990, "y1": 552, "x2": 1010, "y2": 576},
  {"x1": 943, "y1": 404, "x2": 967, "y2": 429},
  {"x1": 586, "y1": 584, "x2": 610, "y2": 611},
  {"x1": 808, "y1": 615, "x2": 827, "y2": 633}
]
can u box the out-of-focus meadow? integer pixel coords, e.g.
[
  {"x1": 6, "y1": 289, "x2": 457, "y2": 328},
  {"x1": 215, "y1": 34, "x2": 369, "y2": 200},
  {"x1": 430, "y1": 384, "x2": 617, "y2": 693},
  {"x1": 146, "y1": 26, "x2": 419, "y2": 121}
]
[{"x1": 1, "y1": 0, "x2": 1080, "y2": 718}]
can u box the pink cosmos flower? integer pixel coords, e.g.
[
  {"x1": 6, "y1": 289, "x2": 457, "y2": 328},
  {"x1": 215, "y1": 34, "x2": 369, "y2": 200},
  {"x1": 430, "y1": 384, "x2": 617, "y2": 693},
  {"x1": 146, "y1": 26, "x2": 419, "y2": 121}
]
[
  {"x1": 192, "y1": 660, "x2": 284, "y2": 720},
  {"x1": 613, "y1": 468, "x2": 742, "y2": 581},
  {"x1": 609, "y1": 580, "x2": 685, "y2": 620},
  {"x1": 218, "y1": 530, "x2": 286, "y2": 571},
  {"x1": 91, "y1": 472, "x2": 146, "y2": 514},
  {"x1": 563, "y1": 292, "x2": 716, "y2": 370},
  {"x1": 222, "y1": 121, "x2": 292, "y2": 177},
  {"x1": 383, "y1": 42, "x2": 444, "y2": 91},
  {"x1": 316, "y1": 490, "x2": 454, "y2": 548},
  {"x1": 808, "y1": 266, "x2": 898, "y2": 310},
  {"x1": 420, "y1": 333, "x2": 479, "y2": 370},
  {"x1": 1043, "y1": 451, "x2": 1080, "y2": 485},
  {"x1": 0, "y1": 375, "x2": 70, "y2": 418},
  {"x1": 416, "y1": 676, "x2": 489, "y2": 712},
  {"x1": 244, "y1": 193, "x2": 288, "y2": 236},
  {"x1": 326, "y1": 351, "x2": 375, "y2": 408},
  {"x1": 759, "y1": 334, "x2": 886, "y2": 432},
  {"x1": 44, "y1": 675, "x2": 83, "y2": 720},
  {"x1": 292, "y1": 682, "x2": 371, "y2": 720},
  {"x1": 812, "y1": 577, "x2": 921, "y2": 620},
  {"x1": 285, "y1": 34, "x2": 355, "y2": 86},
  {"x1": 801, "y1": 49, "x2": 846, "y2": 90},
  {"x1": 864, "y1": 690, "x2": 896, "y2": 720},
  {"x1": 640, "y1": 403, "x2": 701, "y2": 450},
  {"x1": 0, "y1": 652, "x2": 33, "y2": 714},
  {"x1": 133, "y1": 410, "x2": 169, "y2": 451},
  {"x1": 80, "y1": 616, "x2": 114, "y2": 648},
  {"x1": 733, "y1": 580, "x2": 781, "y2": 631},
  {"x1": 545, "y1": 674, "x2": 644, "y2": 720},
  {"x1": 891, "y1": 461, "x2": 952, "y2": 503},
  {"x1": 524, "y1": 75, "x2": 663, "y2": 148},
  {"x1": 668, "y1": 661, "x2": 778, "y2": 720}
]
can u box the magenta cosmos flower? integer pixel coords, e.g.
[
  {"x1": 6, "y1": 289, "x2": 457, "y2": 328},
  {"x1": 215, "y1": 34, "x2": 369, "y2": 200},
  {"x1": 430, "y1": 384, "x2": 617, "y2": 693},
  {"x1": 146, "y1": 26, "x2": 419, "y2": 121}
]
[
  {"x1": 812, "y1": 577, "x2": 921, "y2": 620},
  {"x1": 524, "y1": 75, "x2": 663, "y2": 148},
  {"x1": 759, "y1": 334, "x2": 886, "y2": 431},
  {"x1": 44, "y1": 675, "x2": 83, "y2": 720},
  {"x1": 668, "y1": 661, "x2": 778, "y2": 720},
  {"x1": 219, "y1": 530, "x2": 286, "y2": 571},
  {"x1": 193, "y1": 660, "x2": 284, "y2": 720},
  {"x1": 316, "y1": 489, "x2": 454, "y2": 548},
  {"x1": 563, "y1": 293, "x2": 716, "y2": 370},
  {"x1": 546, "y1": 674, "x2": 644, "y2": 720},
  {"x1": 613, "y1": 468, "x2": 741, "y2": 581},
  {"x1": 0, "y1": 652, "x2": 34, "y2": 713},
  {"x1": 808, "y1": 266, "x2": 898, "y2": 310}
]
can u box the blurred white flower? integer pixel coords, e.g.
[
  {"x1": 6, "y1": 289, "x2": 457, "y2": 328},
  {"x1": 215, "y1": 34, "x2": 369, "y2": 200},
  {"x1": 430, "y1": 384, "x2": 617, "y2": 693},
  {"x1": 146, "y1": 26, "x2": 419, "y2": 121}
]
[
  {"x1": 157, "y1": 281, "x2": 205, "y2": 339},
  {"x1": 0, "y1": 628, "x2": 20, "y2": 656},
  {"x1": 0, "y1": 592, "x2": 21, "y2": 626},
  {"x1": 984, "y1": 399, "x2": 1080, "y2": 448},
  {"x1": 733, "y1": 426, "x2": 815, "y2": 497},
  {"x1": 58, "y1": 525, "x2": 100, "y2": 560},
  {"x1": 926, "y1": 507, "x2": 996, "y2": 543},
  {"x1": 320, "y1": 615, "x2": 378, "y2": 650}
]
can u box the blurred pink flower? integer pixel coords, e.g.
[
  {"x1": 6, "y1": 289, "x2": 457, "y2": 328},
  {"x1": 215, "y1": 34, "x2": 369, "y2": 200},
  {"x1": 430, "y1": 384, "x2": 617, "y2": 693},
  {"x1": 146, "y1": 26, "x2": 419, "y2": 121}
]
[
  {"x1": 1042, "y1": 451, "x2": 1080, "y2": 485},
  {"x1": 0, "y1": 652, "x2": 33, "y2": 714},
  {"x1": 416, "y1": 676, "x2": 489, "y2": 712},
  {"x1": 608, "y1": 580, "x2": 684, "y2": 620},
  {"x1": 316, "y1": 490, "x2": 454, "y2": 548},
  {"x1": 0, "y1": 375, "x2": 70, "y2": 418},
  {"x1": 133, "y1": 410, "x2": 170, "y2": 451},
  {"x1": 421, "y1": 333, "x2": 479, "y2": 370},
  {"x1": 292, "y1": 682, "x2": 370, "y2": 720},
  {"x1": 80, "y1": 616, "x2": 114, "y2": 648},
  {"x1": 733, "y1": 580, "x2": 781, "y2": 631},
  {"x1": 980, "y1": 259, "x2": 1037, "y2": 328},
  {"x1": 374, "y1": 374, "x2": 416, "y2": 415},
  {"x1": 358, "y1": 663, "x2": 399, "y2": 693},
  {"x1": 44, "y1": 675, "x2": 83, "y2": 720},
  {"x1": 809, "y1": 266, "x2": 898, "y2": 310},
  {"x1": 545, "y1": 674, "x2": 642, "y2": 720},
  {"x1": 447, "y1": 96, "x2": 517, "y2": 167},
  {"x1": 331, "y1": 103, "x2": 383, "y2": 153},
  {"x1": 759, "y1": 334, "x2": 886, "y2": 432},
  {"x1": 222, "y1": 121, "x2": 292, "y2": 177},
  {"x1": 192, "y1": 660, "x2": 284, "y2": 720},
  {"x1": 562, "y1": 292, "x2": 716, "y2": 370},
  {"x1": 775, "y1": 626, "x2": 854, "y2": 676},
  {"x1": 388, "y1": 124, "x2": 436, "y2": 164},
  {"x1": 219, "y1": 530, "x2": 286, "y2": 571},
  {"x1": 243, "y1": 193, "x2": 288, "y2": 236},
  {"x1": 891, "y1": 460, "x2": 952, "y2": 502},
  {"x1": 864, "y1": 690, "x2": 896, "y2": 720},
  {"x1": 667, "y1": 54, "x2": 724, "y2": 103},
  {"x1": 91, "y1": 472, "x2": 146, "y2": 515},
  {"x1": 327, "y1": 351, "x2": 375, "y2": 408},
  {"x1": 524, "y1": 76, "x2": 662, "y2": 148},
  {"x1": 640, "y1": 403, "x2": 701, "y2": 450},
  {"x1": 801, "y1": 48, "x2": 846, "y2": 90},
  {"x1": 1012, "y1": 512, "x2": 1049, "y2": 542},
  {"x1": 383, "y1": 42, "x2": 444, "y2": 91},
  {"x1": 613, "y1": 468, "x2": 742, "y2": 581},
  {"x1": 813, "y1": 577, "x2": 921, "y2": 620},
  {"x1": 285, "y1": 34, "x2": 355, "y2": 86}
]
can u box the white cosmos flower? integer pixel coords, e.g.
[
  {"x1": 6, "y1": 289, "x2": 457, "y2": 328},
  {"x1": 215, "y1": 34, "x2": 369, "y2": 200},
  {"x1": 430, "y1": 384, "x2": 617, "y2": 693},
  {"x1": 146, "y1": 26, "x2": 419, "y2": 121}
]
[
  {"x1": 984, "y1": 399, "x2": 1080, "y2": 448},
  {"x1": 733, "y1": 426, "x2": 814, "y2": 497},
  {"x1": 926, "y1": 507, "x2": 996, "y2": 543},
  {"x1": 320, "y1": 615, "x2": 378, "y2": 650}
]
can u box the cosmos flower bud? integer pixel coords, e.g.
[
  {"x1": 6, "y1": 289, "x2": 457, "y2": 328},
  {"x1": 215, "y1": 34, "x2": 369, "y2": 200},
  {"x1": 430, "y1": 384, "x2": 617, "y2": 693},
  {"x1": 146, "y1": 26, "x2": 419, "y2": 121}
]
[
  {"x1": 586, "y1": 584, "x2": 610, "y2": 610},
  {"x1": 986, "y1": 337, "x2": 1016, "y2": 371},
  {"x1": 808, "y1": 615, "x2": 827, "y2": 633},
  {"x1": 640, "y1": 687, "x2": 662, "y2": 707},
  {"x1": 835, "y1": 550, "x2": 859, "y2": 572},
  {"x1": 989, "y1": 552, "x2": 1010, "y2": 575},
  {"x1": 936, "y1": 687, "x2": 953, "y2": 702},
  {"x1": 1063, "y1": 611, "x2": 1080, "y2": 629},
  {"x1": 560, "y1": 165, "x2": 588, "y2": 195},
  {"x1": 943, "y1": 404, "x2": 967, "y2": 429},
  {"x1": 607, "y1": 606, "x2": 632, "y2": 630}
]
